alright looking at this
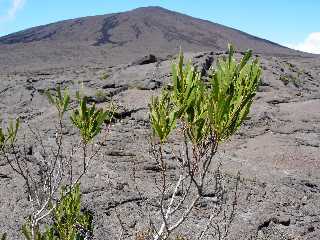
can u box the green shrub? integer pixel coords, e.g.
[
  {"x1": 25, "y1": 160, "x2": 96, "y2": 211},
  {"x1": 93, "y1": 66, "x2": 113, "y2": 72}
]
[
  {"x1": 71, "y1": 91, "x2": 113, "y2": 144},
  {"x1": 150, "y1": 44, "x2": 261, "y2": 144},
  {"x1": 22, "y1": 184, "x2": 92, "y2": 240},
  {"x1": 53, "y1": 184, "x2": 93, "y2": 239},
  {"x1": 0, "y1": 118, "x2": 19, "y2": 151},
  {"x1": 149, "y1": 44, "x2": 261, "y2": 240},
  {"x1": 100, "y1": 72, "x2": 109, "y2": 80},
  {"x1": 1, "y1": 86, "x2": 113, "y2": 240},
  {"x1": 46, "y1": 86, "x2": 70, "y2": 120},
  {"x1": 279, "y1": 74, "x2": 301, "y2": 87},
  {"x1": 150, "y1": 90, "x2": 176, "y2": 143},
  {"x1": 279, "y1": 74, "x2": 289, "y2": 85}
]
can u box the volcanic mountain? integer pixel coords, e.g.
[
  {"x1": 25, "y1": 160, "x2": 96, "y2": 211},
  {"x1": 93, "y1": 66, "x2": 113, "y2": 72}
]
[{"x1": 0, "y1": 6, "x2": 305, "y2": 71}]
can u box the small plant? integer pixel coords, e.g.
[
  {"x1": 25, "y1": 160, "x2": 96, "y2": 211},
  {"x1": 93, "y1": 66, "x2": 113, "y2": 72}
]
[
  {"x1": 148, "y1": 44, "x2": 261, "y2": 240},
  {"x1": 70, "y1": 92, "x2": 114, "y2": 176},
  {"x1": 71, "y1": 92, "x2": 112, "y2": 144},
  {"x1": 46, "y1": 86, "x2": 70, "y2": 120},
  {"x1": 279, "y1": 74, "x2": 301, "y2": 87},
  {"x1": 22, "y1": 184, "x2": 92, "y2": 240},
  {"x1": 279, "y1": 75, "x2": 290, "y2": 85},
  {"x1": 53, "y1": 184, "x2": 93, "y2": 239},
  {"x1": 0, "y1": 118, "x2": 19, "y2": 151},
  {"x1": 1, "y1": 86, "x2": 114, "y2": 240},
  {"x1": 100, "y1": 72, "x2": 109, "y2": 80},
  {"x1": 150, "y1": 90, "x2": 176, "y2": 144}
]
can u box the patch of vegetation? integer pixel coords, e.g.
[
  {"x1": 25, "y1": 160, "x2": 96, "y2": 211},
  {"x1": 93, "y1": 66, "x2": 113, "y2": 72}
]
[
  {"x1": 71, "y1": 92, "x2": 112, "y2": 144},
  {"x1": 279, "y1": 75, "x2": 289, "y2": 85},
  {"x1": 148, "y1": 44, "x2": 261, "y2": 240},
  {"x1": 22, "y1": 184, "x2": 93, "y2": 240},
  {"x1": 279, "y1": 74, "x2": 301, "y2": 87},
  {"x1": 285, "y1": 62, "x2": 295, "y2": 69},
  {"x1": 280, "y1": 61, "x2": 306, "y2": 88},
  {"x1": 100, "y1": 72, "x2": 109, "y2": 80},
  {"x1": 1, "y1": 86, "x2": 113, "y2": 240}
]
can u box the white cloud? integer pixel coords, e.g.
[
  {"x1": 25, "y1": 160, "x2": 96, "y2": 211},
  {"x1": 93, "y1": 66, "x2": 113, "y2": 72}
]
[
  {"x1": 0, "y1": 0, "x2": 26, "y2": 22},
  {"x1": 286, "y1": 32, "x2": 320, "y2": 54}
]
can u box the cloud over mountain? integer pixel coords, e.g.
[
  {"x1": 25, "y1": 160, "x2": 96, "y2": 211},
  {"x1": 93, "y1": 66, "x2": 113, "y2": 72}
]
[{"x1": 286, "y1": 32, "x2": 320, "y2": 54}]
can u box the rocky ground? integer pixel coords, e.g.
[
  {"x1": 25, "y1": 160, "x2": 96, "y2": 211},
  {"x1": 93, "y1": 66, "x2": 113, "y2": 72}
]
[{"x1": 0, "y1": 51, "x2": 320, "y2": 239}]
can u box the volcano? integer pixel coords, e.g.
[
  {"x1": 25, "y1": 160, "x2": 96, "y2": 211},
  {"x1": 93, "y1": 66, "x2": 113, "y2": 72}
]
[{"x1": 0, "y1": 6, "x2": 306, "y2": 71}]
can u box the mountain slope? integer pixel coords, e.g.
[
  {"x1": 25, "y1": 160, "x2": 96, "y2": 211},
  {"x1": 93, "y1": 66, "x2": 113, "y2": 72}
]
[{"x1": 0, "y1": 6, "x2": 306, "y2": 71}]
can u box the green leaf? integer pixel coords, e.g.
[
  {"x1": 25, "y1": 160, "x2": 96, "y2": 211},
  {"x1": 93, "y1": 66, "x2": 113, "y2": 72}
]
[
  {"x1": 51, "y1": 184, "x2": 92, "y2": 240},
  {"x1": 149, "y1": 91, "x2": 176, "y2": 143},
  {"x1": 208, "y1": 44, "x2": 261, "y2": 141},
  {"x1": 46, "y1": 86, "x2": 70, "y2": 118},
  {"x1": 71, "y1": 94, "x2": 113, "y2": 143}
]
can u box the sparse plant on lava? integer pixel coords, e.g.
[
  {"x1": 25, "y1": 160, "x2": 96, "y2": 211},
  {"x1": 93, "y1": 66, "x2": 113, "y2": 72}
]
[{"x1": 147, "y1": 44, "x2": 261, "y2": 240}]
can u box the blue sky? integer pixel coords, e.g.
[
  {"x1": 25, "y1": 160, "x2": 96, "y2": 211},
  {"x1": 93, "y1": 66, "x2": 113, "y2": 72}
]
[{"x1": 0, "y1": 0, "x2": 319, "y2": 53}]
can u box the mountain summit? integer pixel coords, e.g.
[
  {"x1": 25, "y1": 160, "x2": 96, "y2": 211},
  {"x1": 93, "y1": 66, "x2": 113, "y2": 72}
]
[{"x1": 0, "y1": 6, "x2": 302, "y2": 70}]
